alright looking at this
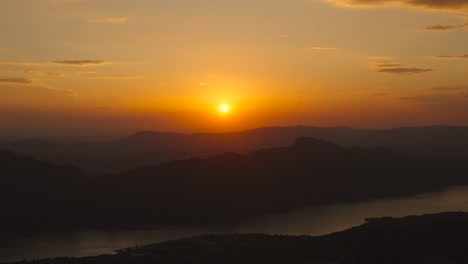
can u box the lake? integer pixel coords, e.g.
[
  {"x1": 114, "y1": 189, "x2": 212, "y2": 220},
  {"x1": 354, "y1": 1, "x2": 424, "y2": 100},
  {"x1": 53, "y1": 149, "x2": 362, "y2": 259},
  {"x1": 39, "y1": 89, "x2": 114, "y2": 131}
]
[{"x1": 1, "y1": 185, "x2": 468, "y2": 262}]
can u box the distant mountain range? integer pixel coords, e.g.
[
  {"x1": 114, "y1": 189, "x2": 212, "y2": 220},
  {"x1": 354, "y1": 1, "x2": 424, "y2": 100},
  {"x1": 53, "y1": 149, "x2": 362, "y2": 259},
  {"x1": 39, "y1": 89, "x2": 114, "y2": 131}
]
[
  {"x1": 6, "y1": 212, "x2": 468, "y2": 263},
  {"x1": 2, "y1": 126, "x2": 468, "y2": 176},
  {"x1": 1, "y1": 137, "x2": 467, "y2": 232}
]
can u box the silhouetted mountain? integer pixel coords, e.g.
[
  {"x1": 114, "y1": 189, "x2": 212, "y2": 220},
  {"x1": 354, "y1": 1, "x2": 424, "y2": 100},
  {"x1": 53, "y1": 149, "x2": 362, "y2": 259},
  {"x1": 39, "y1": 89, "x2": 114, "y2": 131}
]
[
  {"x1": 6, "y1": 212, "x2": 468, "y2": 263},
  {"x1": 291, "y1": 137, "x2": 346, "y2": 154},
  {"x1": 361, "y1": 126, "x2": 468, "y2": 156},
  {"x1": 98, "y1": 137, "x2": 466, "y2": 224},
  {"x1": 0, "y1": 149, "x2": 87, "y2": 232},
  {"x1": 0, "y1": 149, "x2": 86, "y2": 186},
  {"x1": 2, "y1": 126, "x2": 468, "y2": 175},
  {"x1": 2, "y1": 138, "x2": 467, "y2": 233}
]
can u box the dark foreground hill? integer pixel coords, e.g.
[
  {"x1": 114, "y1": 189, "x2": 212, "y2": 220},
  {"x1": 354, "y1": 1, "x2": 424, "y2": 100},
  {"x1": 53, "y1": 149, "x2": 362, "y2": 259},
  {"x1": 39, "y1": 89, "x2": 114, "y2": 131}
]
[
  {"x1": 0, "y1": 150, "x2": 86, "y2": 225},
  {"x1": 1, "y1": 137, "x2": 468, "y2": 233},
  {"x1": 5, "y1": 212, "x2": 468, "y2": 264},
  {"x1": 2, "y1": 126, "x2": 468, "y2": 175}
]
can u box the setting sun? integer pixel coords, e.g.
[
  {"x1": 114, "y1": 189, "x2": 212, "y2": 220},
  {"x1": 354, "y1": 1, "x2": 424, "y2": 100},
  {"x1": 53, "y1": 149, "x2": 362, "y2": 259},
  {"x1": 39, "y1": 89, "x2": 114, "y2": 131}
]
[{"x1": 219, "y1": 103, "x2": 230, "y2": 114}]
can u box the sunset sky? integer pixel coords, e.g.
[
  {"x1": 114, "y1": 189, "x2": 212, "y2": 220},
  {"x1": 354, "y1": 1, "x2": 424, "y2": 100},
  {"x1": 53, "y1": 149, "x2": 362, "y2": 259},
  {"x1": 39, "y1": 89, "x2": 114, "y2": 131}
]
[{"x1": 1, "y1": 0, "x2": 467, "y2": 140}]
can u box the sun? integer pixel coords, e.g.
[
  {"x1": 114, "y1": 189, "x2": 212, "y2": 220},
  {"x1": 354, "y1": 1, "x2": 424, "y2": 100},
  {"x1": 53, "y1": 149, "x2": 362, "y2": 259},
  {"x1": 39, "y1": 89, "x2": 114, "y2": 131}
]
[{"x1": 219, "y1": 103, "x2": 230, "y2": 114}]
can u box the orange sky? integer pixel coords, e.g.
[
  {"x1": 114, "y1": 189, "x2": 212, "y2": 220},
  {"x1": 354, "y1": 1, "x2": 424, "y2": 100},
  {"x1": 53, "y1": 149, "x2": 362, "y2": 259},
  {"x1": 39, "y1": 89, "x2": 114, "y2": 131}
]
[{"x1": 0, "y1": 0, "x2": 467, "y2": 140}]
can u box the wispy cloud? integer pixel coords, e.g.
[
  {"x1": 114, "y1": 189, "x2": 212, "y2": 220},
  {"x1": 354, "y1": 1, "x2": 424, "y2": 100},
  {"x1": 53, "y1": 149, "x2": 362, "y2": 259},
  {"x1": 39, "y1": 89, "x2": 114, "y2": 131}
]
[
  {"x1": 375, "y1": 63, "x2": 406, "y2": 68},
  {"x1": 378, "y1": 67, "x2": 433, "y2": 74},
  {"x1": 421, "y1": 23, "x2": 468, "y2": 31},
  {"x1": 40, "y1": 86, "x2": 77, "y2": 98},
  {"x1": 0, "y1": 78, "x2": 33, "y2": 84},
  {"x1": 52, "y1": 60, "x2": 110, "y2": 66},
  {"x1": 307, "y1": 46, "x2": 340, "y2": 51},
  {"x1": 400, "y1": 86, "x2": 468, "y2": 104},
  {"x1": 373, "y1": 59, "x2": 433, "y2": 74},
  {"x1": 398, "y1": 86, "x2": 468, "y2": 106},
  {"x1": 24, "y1": 69, "x2": 64, "y2": 77},
  {"x1": 91, "y1": 75, "x2": 142, "y2": 80},
  {"x1": 399, "y1": 95, "x2": 450, "y2": 103},
  {"x1": 87, "y1": 17, "x2": 129, "y2": 24},
  {"x1": 431, "y1": 86, "x2": 468, "y2": 92},
  {"x1": 48, "y1": 0, "x2": 83, "y2": 3},
  {"x1": 0, "y1": 61, "x2": 48, "y2": 66},
  {"x1": 322, "y1": 0, "x2": 468, "y2": 11},
  {"x1": 0, "y1": 84, "x2": 77, "y2": 104},
  {"x1": 436, "y1": 55, "x2": 468, "y2": 59},
  {"x1": 0, "y1": 60, "x2": 111, "y2": 67},
  {"x1": 370, "y1": 56, "x2": 393, "y2": 60},
  {"x1": 430, "y1": 86, "x2": 468, "y2": 98},
  {"x1": 352, "y1": 87, "x2": 390, "y2": 97}
]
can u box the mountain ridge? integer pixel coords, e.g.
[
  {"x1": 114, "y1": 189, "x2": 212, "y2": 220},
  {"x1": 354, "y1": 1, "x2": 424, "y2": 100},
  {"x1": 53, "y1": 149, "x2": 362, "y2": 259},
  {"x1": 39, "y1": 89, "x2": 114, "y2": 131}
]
[
  {"x1": 1, "y1": 136, "x2": 468, "y2": 233},
  {"x1": 3, "y1": 125, "x2": 468, "y2": 176}
]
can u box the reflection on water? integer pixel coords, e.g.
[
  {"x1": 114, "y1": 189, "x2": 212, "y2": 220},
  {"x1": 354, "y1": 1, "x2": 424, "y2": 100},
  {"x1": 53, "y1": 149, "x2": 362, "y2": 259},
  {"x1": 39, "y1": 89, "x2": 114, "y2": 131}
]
[{"x1": 1, "y1": 186, "x2": 468, "y2": 262}]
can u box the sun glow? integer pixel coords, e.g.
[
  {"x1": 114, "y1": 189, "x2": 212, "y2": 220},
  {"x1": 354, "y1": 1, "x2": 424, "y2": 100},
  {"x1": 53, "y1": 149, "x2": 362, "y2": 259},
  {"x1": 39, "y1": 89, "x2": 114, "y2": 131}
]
[{"x1": 219, "y1": 103, "x2": 230, "y2": 114}]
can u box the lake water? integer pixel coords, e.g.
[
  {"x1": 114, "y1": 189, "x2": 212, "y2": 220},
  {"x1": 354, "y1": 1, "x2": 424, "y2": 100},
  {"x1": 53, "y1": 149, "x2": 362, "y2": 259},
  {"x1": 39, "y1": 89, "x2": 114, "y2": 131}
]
[{"x1": 1, "y1": 185, "x2": 468, "y2": 262}]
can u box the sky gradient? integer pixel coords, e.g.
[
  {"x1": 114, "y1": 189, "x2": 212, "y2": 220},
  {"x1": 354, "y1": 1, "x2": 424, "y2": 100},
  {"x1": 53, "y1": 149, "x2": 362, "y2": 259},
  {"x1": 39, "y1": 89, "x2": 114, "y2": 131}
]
[{"x1": 1, "y1": 0, "x2": 467, "y2": 140}]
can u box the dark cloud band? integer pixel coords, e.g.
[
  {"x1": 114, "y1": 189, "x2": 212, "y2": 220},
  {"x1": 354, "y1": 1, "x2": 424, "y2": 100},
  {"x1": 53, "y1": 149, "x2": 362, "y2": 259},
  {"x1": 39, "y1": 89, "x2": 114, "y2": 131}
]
[
  {"x1": 324, "y1": 0, "x2": 468, "y2": 10},
  {"x1": 53, "y1": 60, "x2": 109, "y2": 66},
  {"x1": 378, "y1": 68, "x2": 433, "y2": 74},
  {"x1": 436, "y1": 55, "x2": 468, "y2": 59},
  {"x1": 0, "y1": 78, "x2": 32, "y2": 84},
  {"x1": 374, "y1": 60, "x2": 433, "y2": 74}
]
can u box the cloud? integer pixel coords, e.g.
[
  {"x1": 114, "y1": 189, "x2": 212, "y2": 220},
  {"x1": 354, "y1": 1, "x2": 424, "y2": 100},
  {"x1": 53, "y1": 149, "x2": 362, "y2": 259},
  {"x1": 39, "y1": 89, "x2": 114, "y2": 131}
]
[
  {"x1": 378, "y1": 67, "x2": 433, "y2": 74},
  {"x1": 42, "y1": 86, "x2": 77, "y2": 98},
  {"x1": 370, "y1": 56, "x2": 393, "y2": 60},
  {"x1": 47, "y1": 0, "x2": 83, "y2": 3},
  {"x1": 436, "y1": 55, "x2": 468, "y2": 59},
  {"x1": 92, "y1": 75, "x2": 142, "y2": 80},
  {"x1": 399, "y1": 95, "x2": 450, "y2": 103},
  {"x1": 24, "y1": 69, "x2": 64, "y2": 77},
  {"x1": 352, "y1": 87, "x2": 390, "y2": 97},
  {"x1": 87, "y1": 17, "x2": 129, "y2": 24},
  {"x1": 422, "y1": 24, "x2": 459, "y2": 31},
  {"x1": 400, "y1": 86, "x2": 468, "y2": 104},
  {"x1": 0, "y1": 60, "x2": 111, "y2": 67},
  {"x1": 375, "y1": 63, "x2": 406, "y2": 67},
  {"x1": 52, "y1": 60, "x2": 110, "y2": 66},
  {"x1": 78, "y1": 72, "x2": 142, "y2": 80},
  {"x1": 369, "y1": 92, "x2": 390, "y2": 96},
  {"x1": 373, "y1": 59, "x2": 433, "y2": 74},
  {"x1": 429, "y1": 86, "x2": 468, "y2": 98},
  {"x1": 398, "y1": 86, "x2": 468, "y2": 105},
  {"x1": 421, "y1": 23, "x2": 468, "y2": 31},
  {"x1": 0, "y1": 61, "x2": 48, "y2": 66},
  {"x1": 76, "y1": 71, "x2": 98, "y2": 75},
  {"x1": 307, "y1": 46, "x2": 340, "y2": 51},
  {"x1": 431, "y1": 86, "x2": 468, "y2": 91},
  {"x1": 0, "y1": 84, "x2": 77, "y2": 107},
  {"x1": 0, "y1": 78, "x2": 32, "y2": 84},
  {"x1": 322, "y1": 0, "x2": 468, "y2": 11},
  {"x1": 399, "y1": 86, "x2": 468, "y2": 111}
]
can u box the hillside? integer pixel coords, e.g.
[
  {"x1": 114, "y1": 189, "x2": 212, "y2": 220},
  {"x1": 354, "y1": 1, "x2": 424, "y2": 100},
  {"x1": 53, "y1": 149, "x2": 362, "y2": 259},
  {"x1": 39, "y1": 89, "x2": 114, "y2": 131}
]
[
  {"x1": 1, "y1": 137, "x2": 467, "y2": 232},
  {"x1": 0, "y1": 150, "x2": 87, "y2": 232}
]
